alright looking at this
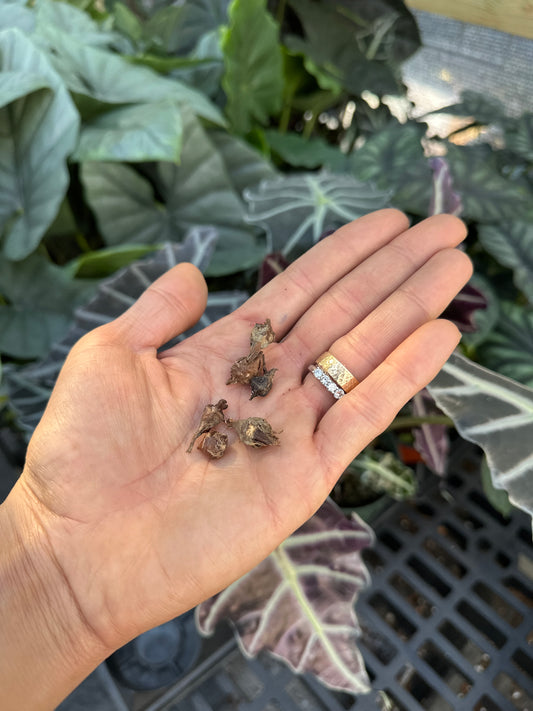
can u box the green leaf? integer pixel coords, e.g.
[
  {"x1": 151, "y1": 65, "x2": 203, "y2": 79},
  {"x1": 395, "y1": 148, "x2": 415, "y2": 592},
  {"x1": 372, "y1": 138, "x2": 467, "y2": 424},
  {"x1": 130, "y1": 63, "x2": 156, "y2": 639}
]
[
  {"x1": 38, "y1": 25, "x2": 225, "y2": 126},
  {"x1": 209, "y1": 131, "x2": 277, "y2": 194},
  {"x1": 446, "y1": 144, "x2": 531, "y2": 223},
  {"x1": 460, "y1": 273, "x2": 500, "y2": 349},
  {"x1": 351, "y1": 450, "x2": 416, "y2": 500},
  {"x1": 504, "y1": 113, "x2": 533, "y2": 161},
  {"x1": 427, "y1": 352, "x2": 533, "y2": 528},
  {"x1": 264, "y1": 130, "x2": 347, "y2": 170},
  {"x1": 430, "y1": 90, "x2": 505, "y2": 125},
  {"x1": 478, "y1": 221, "x2": 533, "y2": 304},
  {"x1": 81, "y1": 109, "x2": 265, "y2": 275},
  {"x1": 71, "y1": 100, "x2": 182, "y2": 162},
  {"x1": 244, "y1": 171, "x2": 390, "y2": 256},
  {"x1": 221, "y1": 0, "x2": 283, "y2": 134},
  {"x1": 351, "y1": 122, "x2": 432, "y2": 215},
  {"x1": 0, "y1": 253, "x2": 94, "y2": 358},
  {"x1": 477, "y1": 302, "x2": 533, "y2": 388},
  {"x1": 0, "y1": 1, "x2": 35, "y2": 34},
  {"x1": 0, "y1": 29, "x2": 80, "y2": 260},
  {"x1": 35, "y1": 0, "x2": 116, "y2": 48},
  {"x1": 66, "y1": 244, "x2": 158, "y2": 278},
  {"x1": 480, "y1": 456, "x2": 513, "y2": 518},
  {"x1": 286, "y1": 0, "x2": 419, "y2": 97}
]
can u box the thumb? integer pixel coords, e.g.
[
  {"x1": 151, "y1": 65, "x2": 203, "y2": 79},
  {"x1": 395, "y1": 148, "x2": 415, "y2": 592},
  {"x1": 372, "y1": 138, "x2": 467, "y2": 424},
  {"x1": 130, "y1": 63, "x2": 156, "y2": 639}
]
[{"x1": 107, "y1": 263, "x2": 208, "y2": 350}]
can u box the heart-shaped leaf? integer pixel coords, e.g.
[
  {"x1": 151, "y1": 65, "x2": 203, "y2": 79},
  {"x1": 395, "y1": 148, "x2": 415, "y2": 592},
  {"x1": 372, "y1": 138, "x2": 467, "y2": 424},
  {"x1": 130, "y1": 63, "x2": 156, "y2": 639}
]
[
  {"x1": 446, "y1": 144, "x2": 532, "y2": 223},
  {"x1": 37, "y1": 23, "x2": 224, "y2": 126},
  {"x1": 427, "y1": 351, "x2": 533, "y2": 526},
  {"x1": 221, "y1": 0, "x2": 283, "y2": 135},
  {"x1": 6, "y1": 228, "x2": 247, "y2": 436},
  {"x1": 81, "y1": 111, "x2": 264, "y2": 275},
  {"x1": 0, "y1": 28, "x2": 80, "y2": 260},
  {"x1": 81, "y1": 109, "x2": 267, "y2": 275},
  {"x1": 478, "y1": 221, "x2": 533, "y2": 304},
  {"x1": 71, "y1": 99, "x2": 182, "y2": 163},
  {"x1": 504, "y1": 112, "x2": 533, "y2": 161},
  {"x1": 351, "y1": 122, "x2": 432, "y2": 216},
  {"x1": 244, "y1": 171, "x2": 390, "y2": 256},
  {"x1": 196, "y1": 498, "x2": 373, "y2": 695},
  {"x1": 477, "y1": 301, "x2": 533, "y2": 388}
]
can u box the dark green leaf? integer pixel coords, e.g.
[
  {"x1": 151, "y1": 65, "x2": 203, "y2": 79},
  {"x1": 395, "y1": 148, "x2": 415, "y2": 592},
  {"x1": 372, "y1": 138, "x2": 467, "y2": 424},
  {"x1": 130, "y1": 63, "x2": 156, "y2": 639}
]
[
  {"x1": 0, "y1": 253, "x2": 94, "y2": 358},
  {"x1": 244, "y1": 171, "x2": 390, "y2": 256},
  {"x1": 221, "y1": 0, "x2": 283, "y2": 134},
  {"x1": 81, "y1": 109, "x2": 266, "y2": 275},
  {"x1": 264, "y1": 130, "x2": 348, "y2": 170},
  {"x1": 477, "y1": 302, "x2": 533, "y2": 388},
  {"x1": 478, "y1": 221, "x2": 533, "y2": 304},
  {"x1": 0, "y1": 29, "x2": 80, "y2": 260},
  {"x1": 504, "y1": 113, "x2": 533, "y2": 162},
  {"x1": 351, "y1": 122, "x2": 432, "y2": 215},
  {"x1": 210, "y1": 131, "x2": 277, "y2": 194},
  {"x1": 446, "y1": 144, "x2": 531, "y2": 223},
  {"x1": 429, "y1": 90, "x2": 505, "y2": 124},
  {"x1": 71, "y1": 100, "x2": 182, "y2": 162}
]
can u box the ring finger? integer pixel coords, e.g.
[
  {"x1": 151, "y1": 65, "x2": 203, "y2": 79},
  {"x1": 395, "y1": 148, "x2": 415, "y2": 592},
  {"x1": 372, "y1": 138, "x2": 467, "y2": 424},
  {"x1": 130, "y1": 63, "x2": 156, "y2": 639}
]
[{"x1": 300, "y1": 247, "x2": 472, "y2": 418}]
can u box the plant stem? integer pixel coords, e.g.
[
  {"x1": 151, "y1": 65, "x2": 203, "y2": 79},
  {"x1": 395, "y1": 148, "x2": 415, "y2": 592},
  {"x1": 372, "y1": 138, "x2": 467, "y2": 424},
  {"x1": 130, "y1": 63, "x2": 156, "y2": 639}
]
[{"x1": 387, "y1": 414, "x2": 454, "y2": 431}]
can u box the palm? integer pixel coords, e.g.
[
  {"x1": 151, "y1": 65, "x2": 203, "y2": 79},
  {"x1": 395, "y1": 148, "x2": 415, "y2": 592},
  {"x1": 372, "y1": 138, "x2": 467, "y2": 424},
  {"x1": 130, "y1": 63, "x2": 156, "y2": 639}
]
[{"x1": 20, "y1": 210, "x2": 472, "y2": 650}]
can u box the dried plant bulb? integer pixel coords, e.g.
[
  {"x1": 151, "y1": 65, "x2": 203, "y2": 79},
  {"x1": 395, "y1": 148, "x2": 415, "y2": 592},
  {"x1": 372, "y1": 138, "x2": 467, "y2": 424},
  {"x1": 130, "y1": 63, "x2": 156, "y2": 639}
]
[
  {"x1": 186, "y1": 399, "x2": 228, "y2": 453},
  {"x1": 250, "y1": 319, "x2": 276, "y2": 349},
  {"x1": 249, "y1": 368, "x2": 278, "y2": 400},
  {"x1": 197, "y1": 430, "x2": 228, "y2": 459},
  {"x1": 226, "y1": 344, "x2": 265, "y2": 386},
  {"x1": 229, "y1": 417, "x2": 280, "y2": 448}
]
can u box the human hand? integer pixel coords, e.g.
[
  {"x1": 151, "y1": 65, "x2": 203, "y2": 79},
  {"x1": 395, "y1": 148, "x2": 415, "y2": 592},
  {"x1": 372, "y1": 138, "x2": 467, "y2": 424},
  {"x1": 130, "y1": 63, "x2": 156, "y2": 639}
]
[{"x1": 1, "y1": 210, "x2": 472, "y2": 708}]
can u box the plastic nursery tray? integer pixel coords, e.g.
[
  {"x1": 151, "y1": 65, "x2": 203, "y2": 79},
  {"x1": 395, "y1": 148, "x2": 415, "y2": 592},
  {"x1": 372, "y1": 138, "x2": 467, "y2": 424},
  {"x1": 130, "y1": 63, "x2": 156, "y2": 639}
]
[{"x1": 57, "y1": 442, "x2": 533, "y2": 711}]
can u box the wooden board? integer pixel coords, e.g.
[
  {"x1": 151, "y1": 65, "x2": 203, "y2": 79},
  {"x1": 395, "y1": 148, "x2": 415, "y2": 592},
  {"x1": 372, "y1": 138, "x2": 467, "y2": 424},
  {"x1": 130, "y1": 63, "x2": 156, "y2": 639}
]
[{"x1": 405, "y1": 0, "x2": 533, "y2": 39}]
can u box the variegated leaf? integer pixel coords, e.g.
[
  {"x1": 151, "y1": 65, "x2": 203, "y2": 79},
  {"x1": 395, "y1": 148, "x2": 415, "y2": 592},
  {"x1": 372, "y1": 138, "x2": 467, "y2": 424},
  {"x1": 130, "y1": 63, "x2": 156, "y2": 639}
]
[
  {"x1": 244, "y1": 171, "x2": 390, "y2": 257},
  {"x1": 196, "y1": 498, "x2": 374, "y2": 695},
  {"x1": 427, "y1": 351, "x2": 533, "y2": 523}
]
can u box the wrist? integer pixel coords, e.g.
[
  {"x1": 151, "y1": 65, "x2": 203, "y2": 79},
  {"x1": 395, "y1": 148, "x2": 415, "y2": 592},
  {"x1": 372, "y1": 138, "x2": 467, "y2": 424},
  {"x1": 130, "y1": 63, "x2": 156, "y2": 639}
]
[{"x1": 0, "y1": 480, "x2": 110, "y2": 710}]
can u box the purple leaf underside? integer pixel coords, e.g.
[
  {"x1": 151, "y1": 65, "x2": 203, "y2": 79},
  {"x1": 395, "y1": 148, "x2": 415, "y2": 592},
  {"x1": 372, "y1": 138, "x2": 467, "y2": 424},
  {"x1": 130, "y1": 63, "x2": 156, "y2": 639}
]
[
  {"x1": 413, "y1": 390, "x2": 450, "y2": 475},
  {"x1": 428, "y1": 156, "x2": 462, "y2": 217},
  {"x1": 196, "y1": 498, "x2": 374, "y2": 695}
]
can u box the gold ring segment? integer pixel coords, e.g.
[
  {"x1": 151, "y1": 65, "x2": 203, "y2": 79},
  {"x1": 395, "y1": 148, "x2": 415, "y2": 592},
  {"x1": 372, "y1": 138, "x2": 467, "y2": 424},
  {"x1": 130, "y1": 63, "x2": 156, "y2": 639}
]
[{"x1": 315, "y1": 352, "x2": 359, "y2": 393}]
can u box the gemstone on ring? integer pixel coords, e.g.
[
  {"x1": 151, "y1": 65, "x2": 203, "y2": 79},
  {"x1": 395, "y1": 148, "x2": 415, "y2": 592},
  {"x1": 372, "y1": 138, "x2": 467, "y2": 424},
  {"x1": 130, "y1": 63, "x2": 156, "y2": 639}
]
[{"x1": 308, "y1": 365, "x2": 345, "y2": 399}]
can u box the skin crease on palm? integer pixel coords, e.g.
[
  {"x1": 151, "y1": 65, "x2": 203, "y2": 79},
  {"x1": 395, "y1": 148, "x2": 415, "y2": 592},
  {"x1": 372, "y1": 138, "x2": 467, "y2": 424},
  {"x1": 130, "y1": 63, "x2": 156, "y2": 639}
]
[{"x1": 0, "y1": 209, "x2": 473, "y2": 710}]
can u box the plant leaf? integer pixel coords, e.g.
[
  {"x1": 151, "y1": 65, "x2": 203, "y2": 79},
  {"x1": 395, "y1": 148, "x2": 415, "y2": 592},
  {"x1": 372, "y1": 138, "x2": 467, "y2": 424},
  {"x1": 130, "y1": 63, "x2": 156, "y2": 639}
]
[
  {"x1": 427, "y1": 351, "x2": 533, "y2": 526},
  {"x1": 446, "y1": 144, "x2": 532, "y2": 223},
  {"x1": 480, "y1": 455, "x2": 513, "y2": 519},
  {"x1": 430, "y1": 90, "x2": 505, "y2": 125},
  {"x1": 504, "y1": 112, "x2": 533, "y2": 161},
  {"x1": 0, "y1": 28, "x2": 80, "y2": 260},
  {"x1": 0, "y1": 1, "x2": 35, "y2": 34},
  {"x1": 478, "y1": 221, "x2": 533, "y2": 304},
  {"x1": 477, "y1": 302, "x2": 533, "y2": 388},
  {"x1": 286, "y1": 0, "x2": 419, "y2": 97},
  {"x1": 412, "y1": 391, "x2": 449, "y2": 476},
  {"x1": 38, "y1": 24, "x2": 225, "y2": 126},
  {"x1": 35, "y1": 0, "x2": 117, "y2": 48},
  {"x1": 350, "y1": 450, "x2": 417, "y2": 499},
  {"x1": 264, "y1": 130, "x2": 347, "y2": 170},
  {"x1": 244, "y1": 171, "x2": 390, "y2": 256},
  {"x1": 196, "y1": 498, "x2": 373, "y2": 695},
  {"x1": 428, "y1": 156, "x2": 462, "y2": 217},
  {"x1": 71, "y1": 99, "x2": 182, "y2": 162},
  {"x1": 0, "y1": 253, "x2": 95, "y2": 359},
  {"x1": 81, "y1": 110, "x2": 266, "y2": 275},
  {"x1": 351, "y1": 122, "x2": 432, "y2": 216},
  {"x1": 209, "y1": 130, "x2": 277, "y2": 195},
  {"x1": 221, "y1": 0, "x2": 283, "y2": 134},
  {"x1": 65, "y1": 245, "x2": 158, "y2": 279},
  {"x1": 5, "y1": 229, "x2": 246, "y2": 435}
]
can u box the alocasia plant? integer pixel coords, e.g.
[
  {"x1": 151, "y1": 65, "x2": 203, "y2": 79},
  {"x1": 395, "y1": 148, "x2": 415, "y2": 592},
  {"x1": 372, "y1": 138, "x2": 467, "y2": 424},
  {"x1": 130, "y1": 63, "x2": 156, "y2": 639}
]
[{"x1": 196, "y1": 498, "x2": 374, "y2": 694}]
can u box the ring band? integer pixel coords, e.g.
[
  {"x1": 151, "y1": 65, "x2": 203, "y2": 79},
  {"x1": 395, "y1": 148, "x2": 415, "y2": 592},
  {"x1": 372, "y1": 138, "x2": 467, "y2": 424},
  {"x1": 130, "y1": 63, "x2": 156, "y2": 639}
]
[{"x1": 309, "y1": 351, "x2": 359, "y2": 399}]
